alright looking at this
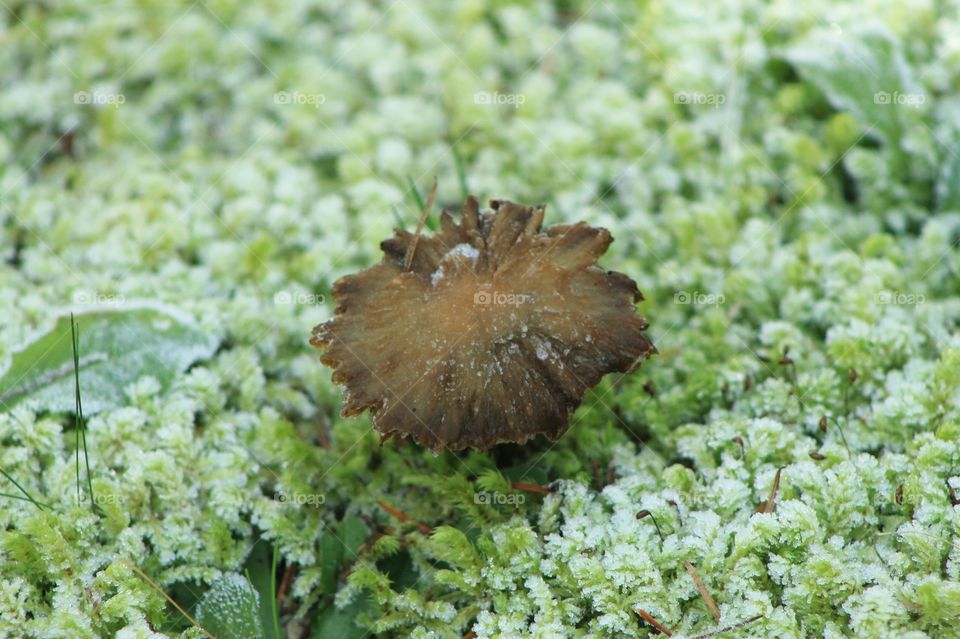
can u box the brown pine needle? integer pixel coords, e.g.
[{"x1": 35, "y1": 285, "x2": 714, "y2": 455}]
[
  {"x1": 634, "y1": 607, "x2": 673, "y2": 636},
  {"x1": 277, "y1": 562, "x2": 295, "y2": 603},
  {"x1": 124, "y1": 560, "x2": 215, "y2": 639},
  {"x1": 684, "y1": 561, "x2": 721, "y2": 621},
  {"x1": 688, "y1": 614, "x2": 763, "y2": 639},
  {"x1": 376, "y1": 498, "x2": 432, "y2": 534},
  {"x1": 404, "y1": 177, "x2": 438, "y2": 270},
  {"x1": 511, "y1": 481, "x2": 553, "y2": 494},
  {"x1": 758, "y1": 466, "x2": 784, "y2": 514}
]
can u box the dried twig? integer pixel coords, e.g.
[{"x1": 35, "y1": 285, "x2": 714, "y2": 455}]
[
  {"x1": 277, "y1": 561, "x2": 296, "y2": 604},
  {"x1": 376, "y1": 498, "x2": 432, "y2": 534},
  {"x1": 511, "y1": 481, "x2": 553, "y2": 495},
  {"x1": 758, "y1": 467, "x2": 783, "y2": 514},
  {"x1": 125, "y1": 560, "x2": 215, "y2": 639},
  {"x1": 684, "y1": 561, "x2": 721, "y2": 621},
  {"x1": 634, "y1": 607, "x2": 673, "y2": 636}
]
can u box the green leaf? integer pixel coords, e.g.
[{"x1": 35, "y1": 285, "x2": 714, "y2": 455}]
[
  {"x1": 785, "y1": 27, "x2": 923, "y2": 163},
  {"x1": 318, "y1": 531, "x2": 345, "y2": 596},
  {"x1": 195, "y1": 573, "x2": 263, "y2": 639},
  {"x1": 0, "y1": 305, "x2": 219, "y2": 414},
  {"x1": 243, "y1": 540, "x2": 282, "y2": 639},
  {"x1": 337, "y1": 516, "x2": 368, "y2": 559},
  {"x1": 320, "y1": 517, "x2": 369, "y2": 595},
  {"x1": 936, "y1": 132, "x2": 960, "y2": 213},
  {"x1": 310, "y1": 596, "x2": 373, "y2": 639}
]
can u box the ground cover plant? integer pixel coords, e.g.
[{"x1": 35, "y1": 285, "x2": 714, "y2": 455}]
[{"x1": 1, "y1": 0, "x2": 960, "y2": 637}]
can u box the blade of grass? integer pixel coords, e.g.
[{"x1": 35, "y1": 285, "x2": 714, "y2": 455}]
[
  {"x1": 689, "y1": 614, "x2": 763, "y2": 639},
  {"x1": 0, "y1": 468, "x2": 46, "y2": 510},
  {"x1": 390, "y1": 205, "x2": 405, "y2": 228},
  {"x1": 451, "y1": 143, "x2": 469, "y2": 200},
  {"x1": 71, "y1": 313, "x2": 95, "y2": 512},
  {"x1": 406, "y1": 175, "x2": 425, "y2": 211},
  {"x1": 271, "y1": 544, "x2": 281, "y2": 639}
]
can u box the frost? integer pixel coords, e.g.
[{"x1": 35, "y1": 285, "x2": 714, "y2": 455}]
[
  {"x1": 1, "y1": 1, "x2": 959, "y2": 638},
  {"x1": 195, "y1": 573, "x2": 261, "y2": 639},
  {"x1": 447, "y1": 243, "x2": 480, "y2": 261}
]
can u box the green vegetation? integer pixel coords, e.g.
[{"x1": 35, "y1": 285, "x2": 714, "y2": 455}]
[{"x1": 1, "y1": 1, "x2": 959, "y2": 637}]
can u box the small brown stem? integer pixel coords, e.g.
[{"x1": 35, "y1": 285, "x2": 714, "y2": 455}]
[
  {"x1": 125, "y1": 560, "x2": 215, "y2": 639},
  {"x1": 634, "y1": 608, "x2": 673, "y2": 636},
  {"x1": 404, "y1": 177, "x2": 438, "y2": 271},
  {"x1": 758, "y1": 467, "x2": 783, "y2": 514},
  {"x1": 684, "y1": 560, "x2": 721, "y2": 621},
  {"x1": 376, "y1": 498, "x2": 432, "y2": 534},
  {"x1": 277, "y1": 562, "x2": 296, "y2": 604},
  {"x1": 511, "y1": 481, "x2": 553, "y2": 495},
  {"x1": 636, "y1": 510, "x2": 665, "y2": 542}
]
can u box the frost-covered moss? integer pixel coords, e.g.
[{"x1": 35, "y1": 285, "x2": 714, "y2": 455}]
[{"x1": 2, "y1": 0, "x2": 960, "y2": 637}]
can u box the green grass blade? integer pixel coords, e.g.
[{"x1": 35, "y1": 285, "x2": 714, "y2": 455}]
[
  {"x1": 406, "y1": 175, "x2": 425, "y2": 211},
  {"x1": 0, "y1": 469, "x2": 46, "y2": 510},
  {"x1": 452, "y1": 143, "x2": 469, "y2": 199},
  {"x1": 271, "y1": 545, "x2": 281, "y2": 639},
  {"x1": 71, "y1": 314, "x2": 95, "y2": 512}
]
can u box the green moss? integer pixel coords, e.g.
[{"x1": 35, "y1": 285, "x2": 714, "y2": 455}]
[{"x1": 1, "y1": 0, "x2": 960, "y2": 637}]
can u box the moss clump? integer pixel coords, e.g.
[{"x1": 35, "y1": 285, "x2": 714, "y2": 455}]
[{"x1": 1, "y1": 0, "x2": 959, "y2": 637}]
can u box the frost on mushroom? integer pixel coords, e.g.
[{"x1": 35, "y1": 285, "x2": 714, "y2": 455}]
[{"x1": 311, "y1": 196, "x2": 656, "y2": 451}]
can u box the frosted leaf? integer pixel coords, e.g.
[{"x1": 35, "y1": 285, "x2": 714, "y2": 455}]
[
  {"x1": 195, "y1": 573, "x2": 262, "y2": 639},
  {"x1": 0, "y1": 304, "x2": 219, "y2": 415}
]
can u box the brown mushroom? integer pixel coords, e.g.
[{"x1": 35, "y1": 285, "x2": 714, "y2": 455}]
[{"x1": 311, "y1": 196, "x2": 656, "y2": 451}]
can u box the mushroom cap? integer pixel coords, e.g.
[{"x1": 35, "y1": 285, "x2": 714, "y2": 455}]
[{"x1": 311, "y1": 196, "x2": 656, "y2": 451}]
